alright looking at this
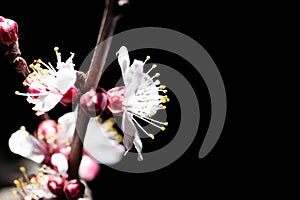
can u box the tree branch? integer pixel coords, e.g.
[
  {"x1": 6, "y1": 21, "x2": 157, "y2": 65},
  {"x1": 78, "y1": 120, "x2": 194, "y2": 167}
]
[{"x1": 68, "y1": 0, "x2": 128, "y2": 179}]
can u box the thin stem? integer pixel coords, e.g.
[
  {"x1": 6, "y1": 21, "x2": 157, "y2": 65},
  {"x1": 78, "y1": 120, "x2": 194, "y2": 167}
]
[{"x1": 68, "y1": 0, "x2": 128, "y2": 179}]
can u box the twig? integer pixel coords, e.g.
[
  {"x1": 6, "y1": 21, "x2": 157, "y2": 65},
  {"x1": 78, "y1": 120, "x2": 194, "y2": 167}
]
[{"x1": 68, "y1": 0, "x2": 128, "y2": 179}]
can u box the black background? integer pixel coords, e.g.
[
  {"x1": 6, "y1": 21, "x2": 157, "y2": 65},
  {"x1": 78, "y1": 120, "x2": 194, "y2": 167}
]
[{"x1": 1, "y1": 0, "x2": 287, "y2": 199}]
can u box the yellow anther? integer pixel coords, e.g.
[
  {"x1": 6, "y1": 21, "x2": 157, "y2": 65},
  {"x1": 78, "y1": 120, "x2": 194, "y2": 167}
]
[
  {"x1": 167, "y1": 98, "x2": 170, "y2": 102},
  {"x1": 29, "y1": 64, "x2": 35, "y2": 68},
  {"x1": 152, "y1": 64, "x2": 157, "y2": 68},
  {"x1": 13, "y1": 180, "x2": 20, "y2": 185},
  {"x1": 164, "y1": 122, "x2": 168, "y2": 126},
  {"x1": 149, "y1": 134, "x2": 155, "y2": 139},
  {"x1": 20, "y1": 126, "x2": 26, "y2": 130},
  {"x1": 38, "y1": 134, "x2": 44, "y2": 140},
  {"x1": 160, "y1": 85, "x2": 166, "y2": 89},
  {"x1": 160, "y1": 99, "x2": 166, "y2": 103},
  {"x1": 115, "y1": 134, "x2": 123, "y2": 143},
  {"x1": 42, "y1": 164, "x2": 47, "y2": 169},
  {"x1": 19, "y1": 166, "x2": 26, "y2": 173},
  {"x1": 22, "y1": 82, "x2": 27, "y2": 86},
  {"x1": 145, "y1": 99, "x2": 150, "y2": 102},
  {"x1": 163, "y1": 90, "x2": 167, "y2": 93},
  {"x1": 161, "y1": 127, "x2": 166, "y2": 131},
  {"x1": 146, "y1": 55, "x2": 150, "y2": 61},
  {"x1": 37, "y1": 59, "x2": 42, "y2": 63},
  {"x1": 15, "y1": 91, "x2": 20, "y2": 95},
  {"x1": 159, "y1": 105, "x2": 166, "y2": 110},
  {"x1": 147, "y1": 114, "x2": 151, "y2": 118},
  {"x1": 54, "y1": 47, "x2": 59, "y2": 51},
  {"x1": 11, "y1": 189, "x2": 17, "y2": 195},
  {"x1": 155, "y1": 73, "x2": 160, "y2": 77},
  {"x1": 30, "y1": 178, "x2": 37, "y2": 184},
  {"x1": 38, "y1": 172, "x2": 44, "y2": 177}
]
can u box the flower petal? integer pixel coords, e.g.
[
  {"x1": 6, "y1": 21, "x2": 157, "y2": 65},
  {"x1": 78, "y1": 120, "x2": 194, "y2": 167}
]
[
  {"x1": 79, "y1": 154, "x2": 100, "y2": 181},
  {"x1": 121, "y1": 112, "x2": 144, "y2": 160},
  {"x1": 31, "y1": 93, "x2": 63, "y2": 114},
  {"x1": 51, "y1": 153, "x2": 69, "y2": 177},
  {"x1": 8, "y1": 128, "x2": 45, "y2": 163},
  {"x1": 122, "y1": 112, "x2": 138, "y2": 152},
  {"x1": 107, "y1": 86, "x2": 125, "y2": 115},
  {"x1": 56, "y1": 68, "x2": 77, "y2": 94},
  {"x1": 133, "y1": 133, "x2": 143, "y2": 161},
  {"x1": 83, "y1": 117, "x2": 125, "y2": 165},
  {"x1": 116, "y1": 46, "x2": 130, "y2": 79},
  {"x1": 58, "y1": 109, "x2": 125, "y2": 165},
  {"x1": 57, "y1": 110, "x2": 77, "y2": 141},
  {"x1": 130, "y1": 59, "x2": 144, "y2": 74},
  {"x1": 123, "y1": 65, "x2": 144, "y2": 99}
]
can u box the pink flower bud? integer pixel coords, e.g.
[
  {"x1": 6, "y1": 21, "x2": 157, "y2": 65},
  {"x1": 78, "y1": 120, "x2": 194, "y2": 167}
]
[
  {"x1": 47, "y1": 175, "x2": 66, "y2": 196},
  {"x1": 79, "y1": 153, "x2": 100, "y2": 181},
  {"x1": 61, "y1": 87, "x2": 79, "y2": 106},
  {"x1": 0, "y1": 16, "x2": 18, "y2": 44},
  {"x1": 80, "y1": 87, "x2": 108, "y2": 117},
  {"x1": 107, "y1": 86, "x2": 125, "y2": 115},
  {"x1": 64, "y1": 179, "x2": 85, "y2": 200},
  {"x1": 37, "y1": 119, "x2": 59, "y2": 162},
  {"x1": 37, "y1": 119, "x2": 58, "y2": 140}
]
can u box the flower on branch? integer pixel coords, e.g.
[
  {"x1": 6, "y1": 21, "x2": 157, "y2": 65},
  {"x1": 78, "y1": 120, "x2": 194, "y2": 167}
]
[
  {"x1": 15, "y1": 47, "x2": 78, "y2": 116},
  {"x1": 107, "y1": 46, "x2": 169, "y2": 161}
]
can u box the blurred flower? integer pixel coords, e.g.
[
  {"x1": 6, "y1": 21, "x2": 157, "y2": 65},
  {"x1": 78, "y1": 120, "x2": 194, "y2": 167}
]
[
  {"x1": 0, "y1": 16, "x2": 18, "y2": 44},
  {"x1": 10, "y1": 165, "x2": 90, "y2": 200},
  {"x1": 11, "y1": 166, "x2": 56, "y2": 200},
  {"x1": 9, "y1": 108, "x2": 124, "y2": 181},
  {"x1": 59, "y1": 109, "x2": 125, "y2": 165},
  {"x1": 107, "y1": 46, "x2": 169, "y2": 161},
  {"x1": 15, "y1": 47, "x2": 78, "y2": 116}
]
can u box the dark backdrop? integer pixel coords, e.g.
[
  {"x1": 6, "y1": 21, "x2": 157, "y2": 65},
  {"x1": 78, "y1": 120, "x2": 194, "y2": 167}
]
[{"x1": 0, "y1": 0, "x2": 278, "y2": 199}]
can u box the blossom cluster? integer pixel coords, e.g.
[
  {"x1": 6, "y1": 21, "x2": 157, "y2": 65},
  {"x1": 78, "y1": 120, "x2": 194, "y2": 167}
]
[{"x1": 1, "y1": 16, "x2": 169, "y2": 200}]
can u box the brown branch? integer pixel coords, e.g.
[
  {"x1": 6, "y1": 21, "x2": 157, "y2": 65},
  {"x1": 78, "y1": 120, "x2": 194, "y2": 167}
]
[{"x1": 68, "y1": 0, "x2": 128, "y2": 179}]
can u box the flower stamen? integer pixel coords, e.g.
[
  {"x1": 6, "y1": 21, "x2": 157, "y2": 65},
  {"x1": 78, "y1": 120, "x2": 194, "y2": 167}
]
[{"x1": 131, "y1": 115, "x2": 155, "y2": 139}]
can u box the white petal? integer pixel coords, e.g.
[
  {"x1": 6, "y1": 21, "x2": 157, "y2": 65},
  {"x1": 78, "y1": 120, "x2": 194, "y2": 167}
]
[
  {"x1": 56, "y1": 68, "x2": 76, "y2": 94},
  {"x1": 130, "y1": 59, "x2": 144, "y2": 74},
  {"x1": 51, "y1": 153, "x2": 68, "y2": 176},
  {"x1": 121, "y1": 112, "x2": 136, "y2": 151},
  {"x1": 57, "y1": 110, "x2": 77, "y2": 140},
  {"x1": 117, "y1": 46, "x2": 130, "y2": 79},
  {"x1": 8, "y1": 129, "x2": 45, "y2": 163},
  {"x1": 123, "y1": 68, "x2": 144, "y2": 99},
  {"x1": 133, "y1": 133, "x2": 143, "y2": 161},
  {"x1": 32, "y1": 94, "x2": 62, "y2": 113},
  {"x1": 83, "y1": 117, "x2": 125, "y2": 165}
]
